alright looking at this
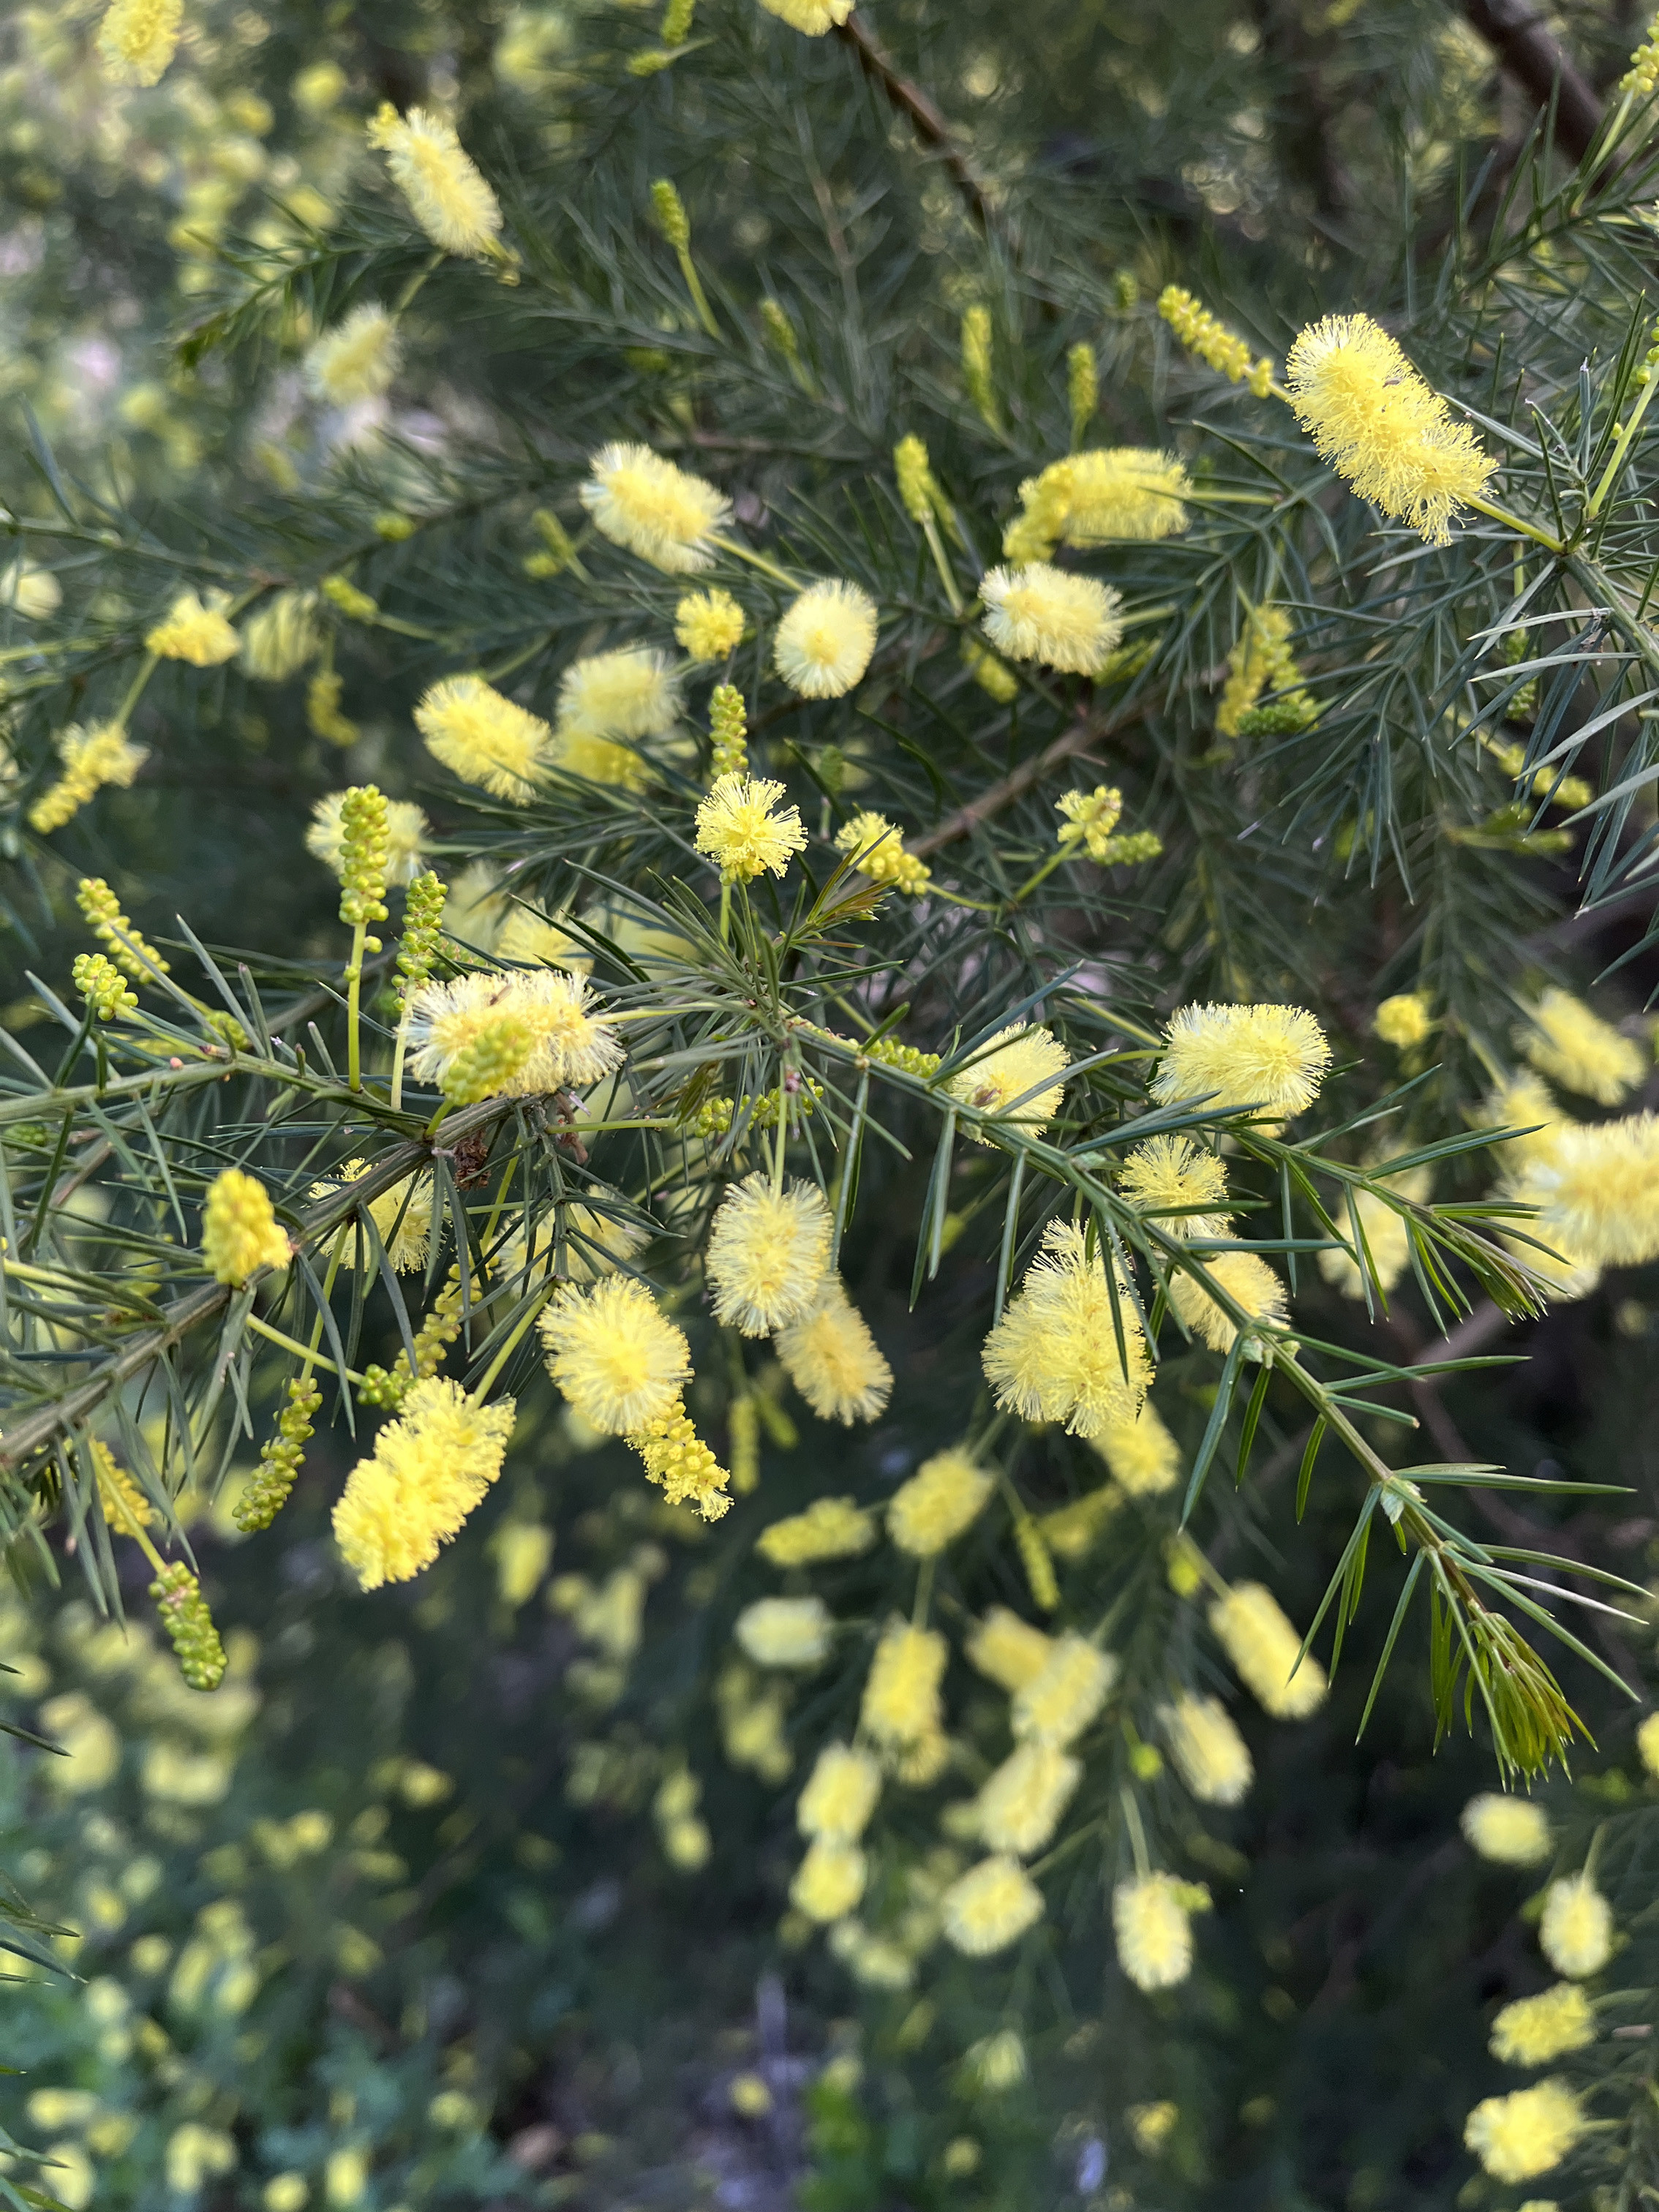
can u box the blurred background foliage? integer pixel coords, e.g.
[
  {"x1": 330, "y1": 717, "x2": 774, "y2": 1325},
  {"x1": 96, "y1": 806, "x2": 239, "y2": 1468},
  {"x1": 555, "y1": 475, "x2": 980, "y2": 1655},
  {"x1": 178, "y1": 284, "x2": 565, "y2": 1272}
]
[{"x1": 1, "y1": 3, "x2": 1659, "y2": 2211}]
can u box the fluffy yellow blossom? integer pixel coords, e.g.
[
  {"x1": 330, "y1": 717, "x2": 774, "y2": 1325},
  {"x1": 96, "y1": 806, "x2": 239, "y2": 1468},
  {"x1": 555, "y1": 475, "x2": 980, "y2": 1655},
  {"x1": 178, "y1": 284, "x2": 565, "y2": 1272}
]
[
  {"x1": 1639, "y1": 1710, "x2": 1659, "y2": 1779},
  {"x1": 1209, "y1": 1582, "x2": 1326, "y2": 1718},
  {"x1": 798, "y1": 1744, "x2": 881, "y2": 1841},
  {"x1": 758, "y1": 0, "x2": 857, "y2": 31},
  {"x1": 734, "y1": 1595, "x2": 833, "y2": 1669},
  {"x1": 492, "y1": 1195, "x2": 643, "y2": 1286},
  {"x1": 1118, "y1": 1135, "x2": 1230, "y2": 1238},
  {"x1": 966, "y1": 1607, "x2": 1053, "y2": 1693},
  {"x1": 1089, "y1": 1399, "x2": 1182, "y2": 1495},
  {"x1": 315, "y1": 1161, "x2": 433, "y2": 1274},
  {"x1": 756, "y1": 1496, "x2": 876, "y2": 1567},
  {"x1": 581, "y1": 443, "x2": 729, "y2": 573},
  {"x1": 1513, "y1": 1114, "x2": 1659, "y2": 1270},
  {"x1": 675, "y1": 588, "x2": 746, "y2": 661},
  {"x1": 1491, "y1": 1984, "x2": 1597, "y2": 2067},
  {"x1": 982, "y1": 1221, "x2": 1153, "y2": 1437},
  {"x1": 941, "y1": 1855, "x2": 1045, "y2": 1956},
  {"x1": 628, "y1": 1396, "x2": 731, "y2": 1521},
  {"x1": 1, "y1": 561, "x2": 60, "y2": 623},
  {"x1": 1540, "y1": 1875, "x2": 1614, "y2": 1979},
  {"x1": 1484, "y1": 1075, "x2": 1570, "y2": 1174},
  {"x1": 241, "y1": 590, "x2": 322, "y2": 682},
  {"x1": 1004, "y1": 449, "x2": 1191, "y2": 560},
  {"x1": 1012, "y1": 1633, "x2": 1116, "y2": 1748},
  {"x1": 1158, "y1": 285, "x2": 1276, "y2": 394},
  {"x1": 835, "y1": 811, "x2": 932, "y2": 895},
  {"x1": 28, "y1": 723, "x2": 149, "y2": 835},
  {"x1": 416, "y1": 675, "x2": 549, "y2": 802},
  {"x1": 887, "y1": 1448, "x2": 994, "y2": 1556},
  {"x1": 974, "y1": 1742, "x2": 1080, "y2": 1856},
  {"x1": 1517, "y1": 988, "x2": 1644, "y2": 1107},
  {"x1": 964, "y1": 2030, "x2": 1027, "y2": 2092},
  {"x1": 1128, "y1": 2104, "x2": 1178, "y2": 2157},
  {"x1": 861, "y1": 1620, "x2": 948, "y2": 1749},
  {"x1": 979, "y1": 563, "x2": 1124, "y2": 674},
  {"x1": 944, "y1": 1023, "x2": 1070, "y2": 1141},
  {"x1": 304, "y1": 305, "x2": 402, "y2": 405},
  {"x1": 1461, "y1": 1792, "x2": 1553, "y2": 1865},
  {"x1": 1114, "y1": 1873, "x2": 1210, "y2": 1992},
  {"x1": 774, "y1": 1276, "x2": 892, "y2": 1425},
  {"x1": 1161, "y1": 1693, "x2": 1253, "y2": 1805},
  {"x1": 791, "y1": 1837, "x2": 866, "y2": 1921},
  {"x1": 557, "y1": 647, "x2": 680, "y2": 743},
  {"x1": 368, "y1": 104, "x2": 504, "y2": 259},
  {"x1": 706, "y1": 1175, "x2": 832, "y2": 1335},
  {"x1": 1374, "y1": 992, "x2": 1433, "y2": 1049},
  {"x1": 695, "y1": 774, "x2": 807, "y2": 881},
  {"x1": 538, "y1": 1276, "x2": 690, "y2": 1434},
  {"x1": 774, "y1": 580, "x2": 879, "y2": 699},
  {"x1": 97, "y1": 0, "x2": 182, "y2": 84},
  {"x1": 1038, "y1": 1483, "x2": 1123, "y2": 1560},
  {"x1": 1284, "y1": 313, "x2": 1497, "y2": 547},
  {"x1": 146, "y1": 590, "x2": 240, "y2": 666},
  {"x1": 200, "y1": 1169, "x2": 290, "y2": 1284},
  {"x1": 497, "y1": 904, "x2": 589, "y2": 969},
  {"x1": 407, "y1": 968, "x2": 622, "y2": 1094},
  {"x1": 1464, "y1": 2079, "x2": 1586, "y2": 2183},
  {"x1": 306, "y1": 792, "x2": 429, "y2": 887},
  {"x1": 1214, "y1": 603, "x2": 1314, "y2": 737},
  {"x1": 332, "y1": 1379, "x2": 515, "y2": 1590},
  {"x1": 1152, "y1": 1001, "x2": 1332, "y2": 1117},
  {"x1": 829, "y1": 1919, "x2": 915, "y2": 1989}
]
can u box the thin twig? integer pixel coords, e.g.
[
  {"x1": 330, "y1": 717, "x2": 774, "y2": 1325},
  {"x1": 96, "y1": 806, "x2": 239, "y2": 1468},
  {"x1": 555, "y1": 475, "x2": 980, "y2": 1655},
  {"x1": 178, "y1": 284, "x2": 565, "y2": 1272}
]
[{"x1": 835, "y1": 17, "x2": 998, "y2": 238}]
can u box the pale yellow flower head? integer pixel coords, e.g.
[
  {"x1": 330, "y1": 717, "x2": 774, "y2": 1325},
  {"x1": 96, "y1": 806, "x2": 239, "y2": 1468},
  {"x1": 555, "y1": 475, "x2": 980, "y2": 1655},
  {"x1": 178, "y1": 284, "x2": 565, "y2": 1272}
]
[
  {"x1": 1513, "y1": 1114, "x2": 1659, "y2": 1271},
  {"x1": 757, "y1": 0, "x2": 857, "y2": 28},
  {"x1": 1161, "y1": 1692, "x2": 1253, "y2": 1806},
  {"x1": 979, "y1": 563, "x2": 1124, "y2": 674},
  {"x1": 1004, "y1": 449, "x2": 1191, "y2": 560},
  {"x1": 538, "y1": 1276, "x2": 690, "y2": 1434},
  {"x1": 1284, "y1": 312, "x2": 1497, "y2": 547},
  {"x1": 242, "y1": 590, "x2": 323, "y2": 682},
  {"x1": 974, "y1": 1742, "x2": 1080, "y2": 1856},
  {"x1": 705, "y1": 1174, "x2": 832, "y2": 1336},
  {"x1": 1463, "y1": 2079, "x2": 1585, "y2": 2184},
  {"x1": 304, "y1": 305, "x2": 402, "y2": 406},
  {"x1": 333, "y1": 1378, "x2": 515, "y2": 1590},
  {"x1": 1490, "y1": 1983, "x2": 1595, "y2": 2068},
  {"x1": 407, "y1": 968, "x2": 622, "y2": 1095},
  {"x1": 1055, "y1": 785, "x2": 1122, "y2": 859},
  {"x1": 1152, "y1": 1001, "x2": 1332, "y2": 1117},
  {"x1": 0, "y1": 560, "x2": 61, "y2": 621},
  {"x1": 674, "y1": 588, "x2": 746, "y2": 661},
  {"x1": 944, "y1": 1023, "x2": 1069, "y2": 1142},
  {"x1": 147, "y1": 590, "x2": 240, "y2": 667},
  {"x1": 1316, "y1": 1170, "x2": 1431, "y2": 1301},
  {"x1": 368, "y1": 104, "x2": 504, "y2": 260},
  {"x1": 312, "y1": 1161, "x2": 434, "y2": 1274},
  {"x1": 755, "y1": 1496, "x2": 876, "y2": 1567},
  {"x1": 694, "y1": 773, "x2": 807, "y2": 882},
  {"x1": 964, "y1": 2030, "x2": 1027, "y2": 2093},
  {"x1": 887, "y1": 1448, "x2": 993, "y2": 1557},
  {"x1": 860, "y1": 1620, "x2": 947, "y2": 1749},
  {"x1": 797, "y1": 1743, "x2": 881, "y2": 1843},
  {"x1": 200, "y1": 1170, "x2": 290, "y2": 1285},
  {"x1": 965, "y1": 1606, "x2": 1052, "y2": 1693},
  {"x1": 97, "y1": 0, "x2": 182, "y2": 85},
  {"x1": 580, "y1": 443, "x2": 729, "y2": 573},
  {"x1": 835, "y1": 811, "x2": 931, "y2": 896},
  {"x1": 1089, "y1": 1398, "x2": 1182, "y2": 1495},
  {"x1": 734, "y1": 1594, "x2": 832, "y2": 1669},
  {"x1": 1461, "y1": 1791, "x2": 1552, "y2": 1865},
  {"x1": 415, "y1": 675, "x2": 550, "y2": 802},
  {"x1": 773, "y1": 1276, "x2": 892, "y2": 1425},
  {"x1": 1517, "y1": 987, "x2": 1644, "y2": 1107},
  {"x1": 790, "y1": 1837, "x2": 866, "y2": 1921},
  {"x1": 28, "y1": 723, "x2": 149, "y2": 836},
  {"x1": 775, "y1": 580, "x2": 879, "y2": 699},
  {"x1": 1209, "y1": 1581, "x2": 1326, "y2": 1718},
  {"x1": 982, "y1": 1220, "x2": 1152, "y2": 1438},
  {"x1": 1374, "y1": 991, "x2": 1433, "y2": 1049},
  {"x1": 941, "y1": 1854, "x2": 1045, "y2": 1956},
  {"x1": 1540, "y1": 1873, "x2": 1614, "y2": 1979},
  {"x1": 1012, "y1": 1632, "x2": 1116, "y2": 1748},
  {"x1": 1118, "y1": 1135, "x2": 1230, "y2": 1238},
  {"x1": 1113, "y1": 1873, "x2": 1208, "y2": 1991}
]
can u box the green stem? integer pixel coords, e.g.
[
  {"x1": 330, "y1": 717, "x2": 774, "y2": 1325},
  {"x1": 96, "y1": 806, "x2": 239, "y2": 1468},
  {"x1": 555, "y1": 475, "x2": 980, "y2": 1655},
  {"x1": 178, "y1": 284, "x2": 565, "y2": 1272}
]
[
  {"x1": 1007, "y1": 849, "x2": 1068, "y2": 906},
  {"x1": 247, "y1": 1309, "x2": 364, "y2": 1382},
  {"x1": 394, "y1": 249, "x2": 445, "y2": 315},
  {"x1": 469, "y1": 1277, "x2": 559, "y2": 1402},
  {"x1": 911, "y1": 1554, "x2": 936, "y2": 1628},
  {"x1": 1119, "y1": 1786, "x2": 1151, "y2": 1878},
  {"x1": 1464, "y1": 495, "x2": 1565, "y2": 555},
  {"x1": 345, "y1": 921, "x2": 367, "y2": 1092},
  {"x1": 389, "y1": 1007, "x2": 411, "y2": 1115},
  {"x1": 920, "y1": 514, "x2": 963, "y2": 614},
  {"x1": 707, "y1": 535, "x2": 801, "y2": 591},
  {"x1": 115, "y1": 651, "x2": 159, "y2": 728},
  {"x1": 1586, "y1": 362, "x2": 1659, "y2": 521},
  {"x1": 676, "y1": 244, "x2": 719, "y2": 339}
]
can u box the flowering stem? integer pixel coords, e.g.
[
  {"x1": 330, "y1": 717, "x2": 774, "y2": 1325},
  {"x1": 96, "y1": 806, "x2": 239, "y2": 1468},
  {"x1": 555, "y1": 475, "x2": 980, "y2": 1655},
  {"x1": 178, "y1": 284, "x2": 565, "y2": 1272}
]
[
  {"x1": 345, "y1": 922, "x2": 367, "y2": 1092},
  {"x1": 911, "y1": 1555, "x2": 936, "y2": 1628},
  {"x1": 1586, "y1": 364, "x2": 1659, "y2": 520},
  {"x1": 1119, "y1": 1787, "x2": 1151, "y2": 1879},
  {"x1": 707, "y1": 535, "x2": 801, "y2": 591},
  {"x1": 1007, "y1": 849, "x2": 1068, "y2": 906},
  {"x1": 771, "y1": 1070, "x2": 789, "y2": 1195},
  {"x1": 116, "y1": 650, "x2": 159, "y2": 728},
  {"x1": 247, "y1": 1309, "x2": 365, "y2": 1382},
  {"x1": 389, "y1": 1008, "x2": 412, "y2": 1114},
  {"x1": 718, "y1": 880, "x2": 731, "y2": 945},
  {"x1": 469, "y1": 1279, "x2": 558, "y2": 1402},
  {"x1": 1464, "y1": 495, "x2": 1565, "y2": 554},
  {"x1": 394, "y1": 249, "x2": 445, "y2": 315},
  {"x1": 675, "y1": 244, "x2": 720, "y2": 339},
  {"x1": 920, "y1": 514, "x2": 963, "y2": 614},
  {"x1": 105, "y1": 1485, "x2": 168, "y2": 1578}
]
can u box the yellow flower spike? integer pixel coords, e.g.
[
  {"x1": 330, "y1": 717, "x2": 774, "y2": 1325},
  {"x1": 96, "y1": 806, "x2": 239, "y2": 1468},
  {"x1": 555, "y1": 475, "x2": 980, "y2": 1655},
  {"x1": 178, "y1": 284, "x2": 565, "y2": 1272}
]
[
  {"x1": 146, "y1": 590, "x2": 239, "y2": 666},
  {"x1": 1158, "y1": 285, "x2": 1276, "y2": 395},
  {"x1": 1463, "y1": 2080, "x2": 1586, "y2": 2184},
  {"x1": 29, "y1": 724, "x2": 149, "y2": 835},
  {"x1": 1516, "y1": 987, "x2": 1644, "y2": 1107},
  {"x1": 332, "y1": 1378, "x2": 516, "y2": 1590},
  {"x1": 415, "y1": 675, "x2": 551, "y2": 802},
  {"x1": 1004, "y1": 451, "x2": 1191, "y2": 558},
  {"x1": 734, "y1": 1594, "x2": 832, "y2": 1669},
  {"x1": 306, "y1": 793, "x2": 429, "y2": 889},
  {"x1": 974, "y1": 1742, "x2": 1080, "y2": 1856},
  {"x1": 940, "y1": 1855, "x2": 1044, "y2": 1956},
  {"x1": 1512, "y1": 1113, "x2": 1659, "y2": 1269},
  {"x1": 200, "y1": 1169, "x2": 291, "y2": 1286},
  {"x1": 887, "y1": 1448, "x2": 993, "y2": 1556},
  {"x1": 979, "y1": 563, "x2": 1124, "y2": 674},
  {"x1": 835, "y1": 811, "x2": 932, "y2": 895},
  {"x1": 1159, "y1": 1693, "x2": 1253, "y2": 1806},
  {"x1": 705, "y1": 1175, "x2": 832, "y2": 1336},
  {"x1": 694, "y1": 774, "x2": 807, "y2": 883},
  {"x1": 627, "y1": 1395, "x2": 731, "y2": 1521},
  {"x1": 772, "y1": 1277, "x2": 892, "y2": 1425},
  {"x1": 1461, "y1": 1791, "x2": 1552, "y2": 1865},
  {"x1": 964, "y1": 1607, "x2": 1053, "y2": 1692},
  {"x1": 755, "y1": 1497, "x2": 876, "y2": 1566},
  {"x1": 1113, "y1": 1873, "x2": 1208, "y2": 1991},
  {"x1": 1208, "y1": 1581, "x2": 1326, "y2": 1718},
  {"x1": 860, "y1": 1620, "x2": 948, "y2": 1750},
  {"x1": 538, "y1": 1277, "x2": 691, "y2": 1435},
  {"x1": 1088, "y1": 1399, "x2": 1181, "y2": 1496},
  {"x1": 1151, "y1": 1001, "x2": 1331, "y2": 1117},
  {"x1": 1489, "y1": 1984, "x2": 1595, "y2": 2067},
  {"x1": 304, "y1": 307, "x2": 402, "y2": 405},
  {"x1": 1283, "y1": 313, "x2": 1497, "y2": 547},
  {"x1": 757, "y1": 0, "x2": 857, "y2": 33},
  {"x1": 580, "y1": 443, "x2": 729, "y2": 573},
  {"x1": 1539, "y1": 1873, "x2": 1614, "y2": 1978},
  {"x1": 797, "y1": 1744, "x2": 881, "y2": 1842},
  {"x1": 368, "y1": 104, "x2": 506, "y2": 263},
  {"x1": 1011, "y1": 1633, "x2": 1115, "y2": 1747}
]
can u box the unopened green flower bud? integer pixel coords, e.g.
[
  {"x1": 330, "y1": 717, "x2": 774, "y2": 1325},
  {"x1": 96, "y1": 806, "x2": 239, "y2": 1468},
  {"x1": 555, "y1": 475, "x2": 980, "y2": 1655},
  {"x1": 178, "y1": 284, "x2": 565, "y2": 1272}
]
[
  {"x1": 651, "y1": 178, "x2": 691, "y2": 251},
  {"x1": 151, "y1": 1562, "x2": 227, "y2": 1691}
]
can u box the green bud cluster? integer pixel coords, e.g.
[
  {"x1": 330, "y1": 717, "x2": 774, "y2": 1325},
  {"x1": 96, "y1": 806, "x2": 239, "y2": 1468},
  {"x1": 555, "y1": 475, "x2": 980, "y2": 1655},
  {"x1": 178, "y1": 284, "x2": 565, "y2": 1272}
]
[
  {"x1": 863, "y1": 1034, "x2": 943, "y2": 1078},
  {"x1": 234, "y1": 1374, "x2": 323, "y2": 1533},
  {"x1": 77, "y1": 876, "x2": 169, "y2": 979},
  {"x1": 440, "y1": 1017, "x2": 533, "y2": 1105},
  {"x1": 893, "y1": 435, "x2": 941, "y2": 526},
  {"x1": 1233, "y1": 699, "x2": 1318, "y2": 738},
  {"x1": 960, "y1": 305, "x2": 996, "y2": 429},
  {"x1": 396, "y1": 870, "x2": 448, "y2": 1009},
  {"x1": 151, "y1": 1561, "x2": 227, "y2": 1691},
  {"x1": 759, "y1": 298, "x2": 800, "y2": 361},
  {"x1": 201, "y1": 1006, "x2": 250, "y2": 1053},
  {"x1": 651, "y1": 178, "x2": 691, "y2": 251},
  {"x1": 359, "y1": 1272, "x2": 464, "y2": 1410},
  {"x1": 73, "y1": 951, "x2": 138, "y2": 1021},
  {"x1": 1066, "y1": 342, "x2": 1097, "y2": 444},
  {"x1": 661, "y1": 0, "x2": 695, "y2": 40},
  {"x1": 710, "y1": 685, "x2": 748, "y2": 779},
  {"x1": 338, "y1": 785, "x2": 391, "y2": 930},
  {"x1": 320, "y1": 574, "x2": 379, "y2": 622}
]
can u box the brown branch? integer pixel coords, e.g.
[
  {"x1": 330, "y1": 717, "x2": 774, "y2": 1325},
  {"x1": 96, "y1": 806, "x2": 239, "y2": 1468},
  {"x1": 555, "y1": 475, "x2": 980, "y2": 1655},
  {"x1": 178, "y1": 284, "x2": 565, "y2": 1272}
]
[
  {"x1": 835, "y1": 17, "x2": 997, "y2": 238},
  {"x1": 1462, "y1": 0, "x2": 1606, "y2": 167}
]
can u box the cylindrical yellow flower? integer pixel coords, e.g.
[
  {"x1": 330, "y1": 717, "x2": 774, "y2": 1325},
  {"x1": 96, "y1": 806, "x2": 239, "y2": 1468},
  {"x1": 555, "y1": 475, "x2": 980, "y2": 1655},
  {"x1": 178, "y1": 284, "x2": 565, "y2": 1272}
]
[
  {"x1": 675, "y1": 588, "x2": 746, "y2": 661},
  {"x1": 790, "y1": 1837, "x2": 866, "y2": 1922},
  {"x1": 964, "y1": 1607, "x2": 1053, "y2": 1693},
  {"x1": 1284, "y1": 312, "x2": 1497, "y2": 547},
  {"x1": 1012, "y1": 1633, "x2": 1116, "y2": 1748},
  {"x1": 797, "y1": 1744, "x2": 881, "y2": 1842},
  {"x1": 1113, "y1": 1873, "x2": 1206, "y2": 1992},
  {"x1": 1167, "y1": 1250, "x2": 1288, "y2": 1355},
  {"x1": 1463, "y1": 2078, "x2": 1586, "y2": 2183},
  {"x1": 755, "y1": 1497, "x2": 876, "y2": 1566},
  {"x1": 1208, "y1": 1582, "x2": 1326, "y2": 1718},
  {"x1": 415, "y1": 675, "x2": 550, "y2": 802},
  {"x1": 1151, "y1": 1001, "x2": 1332, "y2": 1117},
  {"x1": 772, "y1": 1276, "x2": 892, "y2": 1425},
  {"x1": 774, "y1": 580, "x2": 879, "y2": 699},
  {"x1": 734, "y1": 1595, "x2": 833, "y2": 1669},
  {"x1": 1539, "y1": 1874, "x2": 1614, "y2": 1979},
  {"x1": 146, "y1": 590, "x2": 239, "y2": 666},
  {"x1": 304, "y1": 306, "x2": 402, "y2": 405},
  {"x1": 835, "y1": 811, "x2": 931, "y2": 895},
  {"x1": 242, "y1": 590, "x2": 323, "y2": 682},
  {"x1": 860, "y1": 1620, "x2": 947, "y2": 1749},
  {"x1": 705, "y1": 1174, "x2": 832, "y2": 1336},
  {"x1": 28, "y1": 723, "x2": 149, "y2": 836},
  {"x1": 1089, "y1": 1399, "x2": 1182, "y2": 1496},
  {"x1": 757, "y1": 0, "x2": 857, "y2": 32},
  {"x1": 538, "y1": 1276, "x2": 690, "y2": 1434},
  {"x1": 1161, "y1": 1693, "x2": 1253, "y2": 1806},
  {"x1": 974, "y1": 1742, "x2": 1080, "y2": 1856},
  {"x1": 944, "y1": 1023, "x2": 1070, "y2": 1143},
  {"x1": 333, "y1": 1380, "x2": 515, "y2": 1590},
  {"x1": 1460, "y1": 1792, "x2": 1553, "y2": 1866},
  {"x1": 979, "y1": 563, "x2": 1123, "y2": 674},
  {"x1": 1516, "y1": 988, "x2": 1644, "y2": 1107},
  {"x1": 1638, "y1": 1709, "x2": 1659, "y2": 1779},
  {"x1": 200, "y1": 1170, "x2": 290, "y2": 1285},
  {"x1": 981, "y1": 1221, "x2": 1152, "y2": 1439},
  {"x1": 1513, "y1": 1114, "x2": 1659, "y2": 1271},
  {"x1": 1489, "y1": 1983, "x2": 1596, "y2": 2067},
  {"x1": 887, "y1": 1448, "x2": 994, "y2": 1557},
  {"x1": 580, "y1": 443, "x2": 729, "y2": 573},
  {"x1": 941, "y1": 1854, "x2": 1045, "y2": 1957},
  {"x1": 368, "y1": 104, "x2": 504, "y2": 260}
]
